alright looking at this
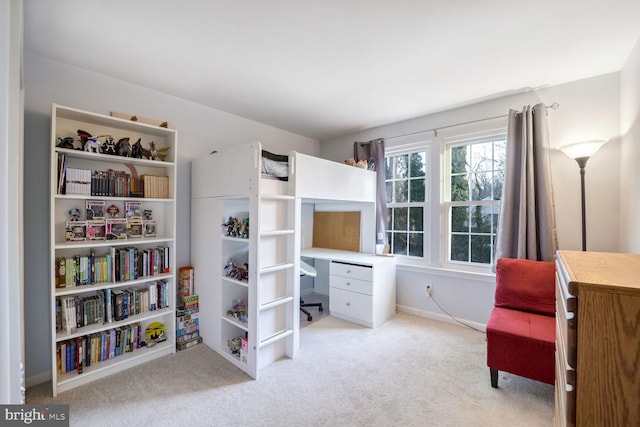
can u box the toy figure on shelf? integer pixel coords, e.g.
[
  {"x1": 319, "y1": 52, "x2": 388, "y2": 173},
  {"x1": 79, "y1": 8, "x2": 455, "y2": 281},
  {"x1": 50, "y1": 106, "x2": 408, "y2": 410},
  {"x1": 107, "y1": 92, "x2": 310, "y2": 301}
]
[
  {"x1": 145, "y1": 141, "x2": 169, "y2": 161},
  {"x1": 84, "y1": 136, "x2": 102, "y2": 153},
  {"x1": 143, "y1": 209, "x2": 153, "y2": 220},
  {"x1": 77, "y1": 129, "x2": 92, "y2": 150},
  {"x1": 102, "y1": 136, "x2": 117, "y2": 155},
  {"x1": 106, "y1": 204, "x2": 120, "y2": 218},
  {"x1": 131, "y1": 138, "x2": 144, "y2": 159},
  {"x1": 57, "y1": 136, "x2": 74, "y2": 149},
  {"x1": 116, "y1": 137, "x2": 131, "y2": 157},
  {"x1": 224, "y1": 258, "x2": 237, "y2": 277},
  {"x1": 68, "y1": 208, "x2": 81, "y2": 221}
]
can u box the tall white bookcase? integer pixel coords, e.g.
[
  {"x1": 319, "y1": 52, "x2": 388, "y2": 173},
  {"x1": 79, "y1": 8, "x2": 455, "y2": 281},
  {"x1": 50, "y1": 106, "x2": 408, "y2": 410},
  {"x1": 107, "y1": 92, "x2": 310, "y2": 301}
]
[
  {"x1": 49, "y1": 104, "x2": 177, "y2": 396},
  {"x1": 191, "y1": 143, "x2": 298, "y2": 379}
]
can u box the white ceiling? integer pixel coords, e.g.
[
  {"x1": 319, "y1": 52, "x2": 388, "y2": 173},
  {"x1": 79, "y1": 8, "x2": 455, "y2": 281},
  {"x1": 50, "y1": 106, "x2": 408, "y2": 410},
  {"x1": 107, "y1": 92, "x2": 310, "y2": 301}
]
[{"x1": 23, "y1": 0, "x2": 640, "y2": 141}]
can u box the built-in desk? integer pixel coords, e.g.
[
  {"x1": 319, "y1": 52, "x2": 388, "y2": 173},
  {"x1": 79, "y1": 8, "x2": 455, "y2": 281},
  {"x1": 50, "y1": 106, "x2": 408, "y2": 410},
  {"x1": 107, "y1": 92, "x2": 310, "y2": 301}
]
[{"x1": 301, "y1": 248, "x2": 396, "y2": 328}]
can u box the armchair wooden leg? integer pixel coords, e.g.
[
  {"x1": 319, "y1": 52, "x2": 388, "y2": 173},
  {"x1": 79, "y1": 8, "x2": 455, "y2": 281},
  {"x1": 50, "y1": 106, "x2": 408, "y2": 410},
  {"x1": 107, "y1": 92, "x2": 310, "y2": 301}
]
[{"x1": 490, "y1": 368, "x2": 498, "y2": 388}]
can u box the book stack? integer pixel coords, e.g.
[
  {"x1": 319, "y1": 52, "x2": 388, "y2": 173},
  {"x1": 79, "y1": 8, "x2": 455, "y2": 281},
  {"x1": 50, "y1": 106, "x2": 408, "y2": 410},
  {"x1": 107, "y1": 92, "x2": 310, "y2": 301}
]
[
  {"x1": 176, "y1": 294, "x2": 201, "y2": 350},
  {"x1": 141, "y1": 175, "x2": 170, "y2": 199}
]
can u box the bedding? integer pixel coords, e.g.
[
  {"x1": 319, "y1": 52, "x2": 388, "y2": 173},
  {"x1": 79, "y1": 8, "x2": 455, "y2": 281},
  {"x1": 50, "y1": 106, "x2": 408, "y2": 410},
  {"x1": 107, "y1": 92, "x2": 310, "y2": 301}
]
[{"x1": 261, "y1": 150, "x2": 288, "y2": 180}]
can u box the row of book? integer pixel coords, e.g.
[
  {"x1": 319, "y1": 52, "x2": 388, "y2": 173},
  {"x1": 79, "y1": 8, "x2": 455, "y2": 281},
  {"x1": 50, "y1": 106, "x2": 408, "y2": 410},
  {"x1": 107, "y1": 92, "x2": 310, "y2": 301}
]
[
  {"x1": 54, "y1": 246, "x2": 170, "y2": 288},
  {"x1": 56, "y1": 280, "x2": 170, "y2": 334},
  {"x1": 56, "y1": 323, "x2": 143, "y2": 374},
  {"x1": 58, "y1": 155, "x2": 168, "y2": 198}
]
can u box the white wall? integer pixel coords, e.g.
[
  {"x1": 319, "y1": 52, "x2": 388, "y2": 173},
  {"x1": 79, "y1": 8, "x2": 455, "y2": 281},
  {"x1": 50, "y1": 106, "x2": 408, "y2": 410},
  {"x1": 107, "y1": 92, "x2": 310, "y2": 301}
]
[
  {"x1": 320, "y1": 73, "x2": 622, "y2": 327},
  {"x1": 23, "y1": 53, "x2": 318, "y2": 385},
  {"x1": 0, "y1": 0, "x2": 25, "y2": 404},
  {"x1": 620, "y1": 39, "x2": 640, "y2": 253}
]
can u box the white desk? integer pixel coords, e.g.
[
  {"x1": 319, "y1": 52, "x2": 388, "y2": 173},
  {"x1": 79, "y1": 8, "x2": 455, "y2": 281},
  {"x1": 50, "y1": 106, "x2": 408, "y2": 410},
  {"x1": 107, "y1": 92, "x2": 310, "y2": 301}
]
[{"x1": 301, "y1": 248, "x2": 396, "y2": 328}]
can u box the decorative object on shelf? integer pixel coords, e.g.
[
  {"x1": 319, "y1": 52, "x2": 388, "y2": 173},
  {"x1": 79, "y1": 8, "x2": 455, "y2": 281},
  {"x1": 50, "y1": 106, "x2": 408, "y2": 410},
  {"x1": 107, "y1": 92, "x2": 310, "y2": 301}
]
[
  {"x1": 146, "y1": 141, "x2": 169, "y2": 161},
  {"x1": 224, "y1": 258, "x2": 237, "y2": 276},
  {"x1": 145, "y1": 321, "x2": 166, "y2": 343},
  {"x1": 558, "y1": 139, "x2": 609, "y2": 251},
  {"x1": 143, "y1": 209, "x2": 153, "y2": 220},
  {"x1": 227, "y1": 336, "x2": 243, "y2": 358},
  {"x1": 57, "y1": 136, "x2": 74, "y2": 149},
  {"x1": 131, "y1": 138, "x2": 144, "y2": 159},
  {"x1": 106, "y1": 204, "x2": 120, "y2": 218},
  {"x1": 222, "y1": 216, "x2": 249, "y2": 238},
  {"x1": 101, "y1": 135, "x2": 117, "y2": 155},
  {"x1": 77, "y1": 129, "x2": 91, "y2": 150},
  {"x1": 84, "y1": 136, "x2": 102, "y2": 153},
  {"x1": 356, "y1": 159, "x2": 368, "y2": 169},
  {"x1": 142, "y1": 220, "x2": 157, "y2": 237},
  {"x1": 86, "y1": 220, "x2": 106, "y2": 240},
  {"x1": 105, "y1": 218, "x2": 127, "y2": 240},
  {"x1": 223, "y1": 258, "x2": 249, "y2": 282},
  {"x1": 125, "y1": 201, "x2": 142, "y2": 221},
  {"x1": 111, "y1": 111, "x2": 171, "y2": 129},
  {"x1": 65, "y1": 220, "x2": 86, "y2": 241},
  {"x1": 344, "y1": 158, "x2": 356, "y2": 166},
  {"x1": 85, "y1": 200, "x2": 106, "y2": 220},
  {"x1": 116, "y1": 137, "x2": 131, "y2": 157},
  {"x1": 68, "y1": 207, "x2": 81, "y2": 221}
]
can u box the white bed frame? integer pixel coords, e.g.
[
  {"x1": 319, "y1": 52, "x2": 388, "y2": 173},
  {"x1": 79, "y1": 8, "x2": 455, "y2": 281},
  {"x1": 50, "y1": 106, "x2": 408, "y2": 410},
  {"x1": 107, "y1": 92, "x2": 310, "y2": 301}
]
[{"x1": 191, "y1": 141, "x2": 377, "y2": 378}]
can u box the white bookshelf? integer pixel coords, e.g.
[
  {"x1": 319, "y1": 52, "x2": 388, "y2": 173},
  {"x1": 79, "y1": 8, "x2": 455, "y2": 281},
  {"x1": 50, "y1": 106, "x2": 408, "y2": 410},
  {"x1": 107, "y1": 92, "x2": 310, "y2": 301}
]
[{"x1": 49, "y1": 104, "x2": 177, "y2": 396}]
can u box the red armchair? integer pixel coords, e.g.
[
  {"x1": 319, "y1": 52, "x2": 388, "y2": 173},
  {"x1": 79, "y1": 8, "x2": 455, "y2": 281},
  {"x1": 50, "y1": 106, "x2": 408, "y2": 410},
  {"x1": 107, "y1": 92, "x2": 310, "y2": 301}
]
[{"x1": 486, "y1": 258, "x2": 556, "y2": 388}]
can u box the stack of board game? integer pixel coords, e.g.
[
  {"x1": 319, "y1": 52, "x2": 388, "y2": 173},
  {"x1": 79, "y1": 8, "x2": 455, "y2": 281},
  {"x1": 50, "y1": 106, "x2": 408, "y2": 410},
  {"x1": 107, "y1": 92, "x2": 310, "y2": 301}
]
[{"x1": 176, "y1": 292, "x2": 201, "y2": 350}]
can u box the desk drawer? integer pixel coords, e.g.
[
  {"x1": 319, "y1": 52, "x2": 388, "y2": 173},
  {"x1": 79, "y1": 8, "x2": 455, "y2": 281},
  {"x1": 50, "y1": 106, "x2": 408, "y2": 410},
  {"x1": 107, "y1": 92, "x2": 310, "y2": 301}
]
[
  {"x1": 330, "y1": 275, "x2": 373, "y2": 295},
  {"x1": 330, "y1": 261, "x2": 373, "y2": 282},
  {"x1": 330, "y1": 287, "x2": 372, "y2": 322}
]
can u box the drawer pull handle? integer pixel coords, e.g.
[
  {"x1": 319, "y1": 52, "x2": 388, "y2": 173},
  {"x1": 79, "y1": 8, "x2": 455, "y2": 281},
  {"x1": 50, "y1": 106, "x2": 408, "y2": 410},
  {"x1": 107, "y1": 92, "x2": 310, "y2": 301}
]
[
  {"x1": 346, "y1": 302, "x2": 351, "y2": 306},
  {"x1": 346, "y1": 282, "x2": 351, "y2": 286}
]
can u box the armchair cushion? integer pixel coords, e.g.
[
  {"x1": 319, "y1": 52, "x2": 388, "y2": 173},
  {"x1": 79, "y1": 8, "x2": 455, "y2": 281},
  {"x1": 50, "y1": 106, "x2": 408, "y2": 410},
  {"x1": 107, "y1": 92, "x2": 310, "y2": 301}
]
[{"x1": 494, "y1": 258, "x2": 556, "y2": 316}]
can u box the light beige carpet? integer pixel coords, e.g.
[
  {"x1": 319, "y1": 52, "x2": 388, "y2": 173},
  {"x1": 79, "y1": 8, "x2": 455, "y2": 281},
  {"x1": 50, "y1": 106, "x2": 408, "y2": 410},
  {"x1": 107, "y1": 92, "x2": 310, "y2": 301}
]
[{"x1": 27, "y1": 313, "x2": 553, "y2": 426}]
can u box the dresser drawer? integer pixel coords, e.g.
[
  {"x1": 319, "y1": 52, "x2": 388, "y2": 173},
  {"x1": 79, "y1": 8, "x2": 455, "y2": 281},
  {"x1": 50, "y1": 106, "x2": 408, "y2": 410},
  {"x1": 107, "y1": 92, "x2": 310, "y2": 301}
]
[
  {"x1": 330, "y1": 261, "x2": 373, "y2": 282},
  {"x1": 330, "y1": 287, "x2": 373, "y2": 323},
  {"x1": 330, "y1": 275, "x2": 373, "y2": 295}
]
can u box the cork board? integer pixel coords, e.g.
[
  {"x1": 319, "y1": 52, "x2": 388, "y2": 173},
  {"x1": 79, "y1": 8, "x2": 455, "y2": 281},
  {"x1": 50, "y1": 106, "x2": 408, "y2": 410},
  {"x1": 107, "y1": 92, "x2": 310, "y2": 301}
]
[{"x1": 312, "y1": 211, "x2": 361, "y2": 252}]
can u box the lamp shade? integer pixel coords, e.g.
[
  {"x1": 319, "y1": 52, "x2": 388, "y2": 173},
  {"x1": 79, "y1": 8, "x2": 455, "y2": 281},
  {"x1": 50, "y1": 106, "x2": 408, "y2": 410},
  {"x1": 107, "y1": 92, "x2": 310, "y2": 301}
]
[{"x1": 559, "y1": 139, "x2": 608, "y2": 160}]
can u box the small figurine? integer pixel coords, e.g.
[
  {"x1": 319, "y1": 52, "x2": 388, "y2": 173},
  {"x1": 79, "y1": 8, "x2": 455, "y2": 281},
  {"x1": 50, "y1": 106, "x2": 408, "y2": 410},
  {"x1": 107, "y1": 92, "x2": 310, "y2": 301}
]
[
  {"x1": 146, "y1": 141, "x2": 169, "y2": 161},
  {"x1": 102, "y1": 136, "x2": 117, "y2": 155},
  {"x1": 344, "y1": 158, "x2": 356, "y2": 166},
  {"x1": 116, "y1": 137, "x2": 131, "y2": 157},
  {"x1": 143, "y1": 209, "x2": 153, "y2": 220},
  {"x1": 106, "y1": 204, "x2": 120, "y2": 218},
  {"x1": 84, "y1": 136, "x2": 102, "y2": 153},
  {"x1": 68, "y1": 207, "x2": 81, "y2": 221},
  {"x1": 77, "y1": 129, "x2": 92, "y2": 150},
  {"x1": 356, "y1": 159, "x2": 368, "y2": 169},
  {"x1": 57, "y1": 136, "x2": 74, "y2": 149},
  {"x1": 131, "y1": 138, "x2": 144, "y2": 159},
  {"x1": 224, "y1": 258, "x2": 237, "y2": 277}
]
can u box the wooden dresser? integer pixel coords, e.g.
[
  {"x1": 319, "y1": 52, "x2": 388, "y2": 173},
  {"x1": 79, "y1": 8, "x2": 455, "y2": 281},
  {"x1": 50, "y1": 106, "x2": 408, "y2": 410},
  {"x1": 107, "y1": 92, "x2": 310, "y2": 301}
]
[{"x1": 555, "y1": 250, "x2": 640, "y2": 426}]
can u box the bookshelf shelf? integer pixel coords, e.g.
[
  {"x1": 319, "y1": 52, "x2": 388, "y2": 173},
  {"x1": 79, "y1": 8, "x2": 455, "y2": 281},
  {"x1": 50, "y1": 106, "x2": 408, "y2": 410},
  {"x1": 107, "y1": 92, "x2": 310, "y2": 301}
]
[{"x1": 49, "y1": 104, "x2": 177, "y2": 396}]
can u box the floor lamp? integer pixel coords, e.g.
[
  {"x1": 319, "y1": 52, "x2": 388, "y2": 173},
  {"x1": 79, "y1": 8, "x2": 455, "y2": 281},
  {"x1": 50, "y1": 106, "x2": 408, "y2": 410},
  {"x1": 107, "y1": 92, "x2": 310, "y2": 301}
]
[{"x1": 559, "y1": 140, "x2": 608, "y2": 251}]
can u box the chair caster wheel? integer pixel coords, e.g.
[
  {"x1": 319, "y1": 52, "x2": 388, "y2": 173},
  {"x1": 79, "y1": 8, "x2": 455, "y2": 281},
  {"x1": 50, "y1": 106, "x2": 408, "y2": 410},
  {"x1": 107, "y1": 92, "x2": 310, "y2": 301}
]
[
  {"x1": 319, "y1": 307, "x2": 324, "y2": 312},
  {"x1": 307, "y1": 315, "x2": 313, "y2": 321}
]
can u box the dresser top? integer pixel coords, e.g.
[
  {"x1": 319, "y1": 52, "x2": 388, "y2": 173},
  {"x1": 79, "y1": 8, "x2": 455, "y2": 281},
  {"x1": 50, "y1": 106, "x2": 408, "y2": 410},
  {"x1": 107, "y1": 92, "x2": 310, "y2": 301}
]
[{"x1": 557, "y1": 250, "x2": 640, "y2": 294}]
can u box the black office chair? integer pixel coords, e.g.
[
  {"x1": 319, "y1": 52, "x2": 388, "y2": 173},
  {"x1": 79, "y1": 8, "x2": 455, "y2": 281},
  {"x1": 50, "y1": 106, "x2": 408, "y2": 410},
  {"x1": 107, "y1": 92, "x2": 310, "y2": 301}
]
[{"x1": 300, "y1": 259, "x2": 323, "y2": 321}]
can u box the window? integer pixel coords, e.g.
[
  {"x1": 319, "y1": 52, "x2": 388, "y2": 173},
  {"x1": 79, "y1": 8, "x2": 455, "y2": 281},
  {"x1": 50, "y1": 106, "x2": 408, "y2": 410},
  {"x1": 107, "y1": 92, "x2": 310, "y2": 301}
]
[
  {"x1": 445, "y1": 137, "x2": 506, "y2": 266},
  {"x1": 385, "y1": 151, "x2": 427, "y2": 258}
]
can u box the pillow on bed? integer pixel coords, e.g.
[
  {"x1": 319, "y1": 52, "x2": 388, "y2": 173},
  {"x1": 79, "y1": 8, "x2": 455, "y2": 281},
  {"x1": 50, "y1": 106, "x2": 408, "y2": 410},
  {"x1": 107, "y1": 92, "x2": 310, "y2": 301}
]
[{"x1": 261, "y1": 150, "x2": 288, "y2": 180}]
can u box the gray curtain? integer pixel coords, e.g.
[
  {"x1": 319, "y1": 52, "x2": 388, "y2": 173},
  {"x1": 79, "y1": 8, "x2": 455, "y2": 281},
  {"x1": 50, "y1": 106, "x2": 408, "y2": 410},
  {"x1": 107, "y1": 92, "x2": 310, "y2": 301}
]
[
  {"x1": 354, "y1": 139, "x2": 387, "y2": 245},
  {"x1": 494, "y1": 104, "x2": 557, "y2": 263}
]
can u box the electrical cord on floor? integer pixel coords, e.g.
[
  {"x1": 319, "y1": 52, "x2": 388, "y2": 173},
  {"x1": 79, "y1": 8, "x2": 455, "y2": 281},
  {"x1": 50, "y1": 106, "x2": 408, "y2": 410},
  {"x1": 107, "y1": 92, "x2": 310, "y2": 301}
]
[{"x1": 429, "y1": 293, "x2": 486, "y2": 334}]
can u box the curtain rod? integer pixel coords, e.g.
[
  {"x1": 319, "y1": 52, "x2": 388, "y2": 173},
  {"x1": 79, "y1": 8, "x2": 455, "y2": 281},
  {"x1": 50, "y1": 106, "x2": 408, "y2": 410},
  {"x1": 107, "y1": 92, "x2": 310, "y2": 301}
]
[{"x1": 384, "y1": 102, "x2": 559, "y2": 141}]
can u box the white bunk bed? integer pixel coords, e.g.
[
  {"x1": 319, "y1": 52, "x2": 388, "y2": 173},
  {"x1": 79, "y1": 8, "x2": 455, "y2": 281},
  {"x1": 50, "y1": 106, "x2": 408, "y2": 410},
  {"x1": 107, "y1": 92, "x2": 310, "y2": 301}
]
[{"x1": 191, "y1": 141, "x2": 387, "y2": 379}]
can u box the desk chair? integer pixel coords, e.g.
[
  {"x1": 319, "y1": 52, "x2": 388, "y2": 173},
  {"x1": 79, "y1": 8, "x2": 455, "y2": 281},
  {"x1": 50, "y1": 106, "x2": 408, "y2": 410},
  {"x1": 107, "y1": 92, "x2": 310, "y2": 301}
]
[{"x1": 300, "y1": 259, "x2": 323, "y2": 321}]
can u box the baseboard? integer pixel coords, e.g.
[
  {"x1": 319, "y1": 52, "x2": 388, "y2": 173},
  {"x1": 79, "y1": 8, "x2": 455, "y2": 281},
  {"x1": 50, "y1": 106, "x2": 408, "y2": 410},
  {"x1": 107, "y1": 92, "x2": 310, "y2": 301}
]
[
  {"x1": 396, "y1": 304, "x2": 486, "y2": 332},
  {"x1": 26, "y1": 370, "x2": 51, "y2": 388}
]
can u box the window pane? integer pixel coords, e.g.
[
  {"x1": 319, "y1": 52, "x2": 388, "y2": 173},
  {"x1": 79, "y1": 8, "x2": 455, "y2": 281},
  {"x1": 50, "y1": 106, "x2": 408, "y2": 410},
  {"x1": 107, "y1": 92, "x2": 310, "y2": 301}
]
[
  {"x1": 409, "y1": 178, "x2": 425, "y2": 202},
  {"x1": 409, "y1": 152, "x2": 426, "y2": 177},
  {"x1": 393, "y1": 232, "x2": 408, "y2": 256},
  {"x1": 394, "y1": 154, "x2": 408, "y2": 179},
  {"x1": 450, "y1": 175, "x2": 468, "y2": 201},
  {"x1": 450, "y1": 234, "x2": 469, "y2": 262},
  {"x1": 471, "y1": 142, "x2": 493, "y2": 172},
  {"x1": 409, "y1": 206, "x2": 423, "y2": 231},
  {"x1": 386, "y1": 181, "x2": 393, "y2": 203},
  {"x1": 394, "y1": 180, "x2": 408, "y2": 203},
  {"x1": 385, "y1": 157, "x2": 393, "y2": 180},
  {"x1": 451, "y1": 146, "x2": 468, "y2": 174},
  {"x1": 393, "y1": 207, "x2": 407, "y2": 230},
  {"x1": 471, "y1": 235, "x2": 492, "y2": 264},
  {"x1": 451, "y1": 206, "x2": 468, "y2": 232},
  {"x1": 470, "y1": 205, "x2": 492, "y2": 233},
  {"x1": 409, "y1": 233, "x2": 423, "y2": 257},
  {"x1": 386, "y1": 207, "x2": 393, "y2": 230},
  {"x1": 471, "y1": 172, "x2": 492, "y2": 201}
]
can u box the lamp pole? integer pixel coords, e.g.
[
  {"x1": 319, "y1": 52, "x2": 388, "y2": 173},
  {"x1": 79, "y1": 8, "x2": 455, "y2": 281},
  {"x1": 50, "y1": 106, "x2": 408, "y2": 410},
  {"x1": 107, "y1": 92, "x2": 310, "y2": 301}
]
[{"x1": 575, "y1": 157, "x2": 589, "y2": 251}]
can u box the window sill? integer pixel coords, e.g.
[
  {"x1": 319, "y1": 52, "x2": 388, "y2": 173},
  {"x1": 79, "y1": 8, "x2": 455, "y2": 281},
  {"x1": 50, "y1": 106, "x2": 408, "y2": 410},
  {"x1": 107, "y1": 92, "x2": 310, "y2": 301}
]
[{"x1": 396, "y1": 260, "x2": 496, "y2": 283}]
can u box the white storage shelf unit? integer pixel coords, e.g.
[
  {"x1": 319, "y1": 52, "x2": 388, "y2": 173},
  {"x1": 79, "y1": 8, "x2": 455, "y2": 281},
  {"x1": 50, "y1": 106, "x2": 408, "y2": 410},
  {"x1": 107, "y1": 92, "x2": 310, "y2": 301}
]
[{"x1": 50, "y1": 104, "x2": 177, "y2": 396}]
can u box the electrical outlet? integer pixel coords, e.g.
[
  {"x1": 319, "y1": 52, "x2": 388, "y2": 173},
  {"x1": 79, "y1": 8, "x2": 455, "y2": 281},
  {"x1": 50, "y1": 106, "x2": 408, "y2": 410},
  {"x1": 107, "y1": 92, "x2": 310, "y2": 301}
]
[{"x1": 425, "y1": 284, "x2": 433, "y2": 297}]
